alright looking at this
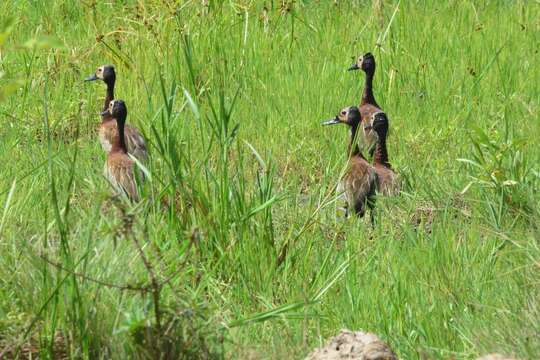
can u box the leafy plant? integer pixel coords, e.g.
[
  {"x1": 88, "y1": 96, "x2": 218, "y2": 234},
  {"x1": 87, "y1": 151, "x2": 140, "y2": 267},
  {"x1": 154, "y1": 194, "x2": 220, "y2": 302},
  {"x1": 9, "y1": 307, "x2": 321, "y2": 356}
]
[{"x1": 458, "y1": 121, "x2": 535, "y2": 227}]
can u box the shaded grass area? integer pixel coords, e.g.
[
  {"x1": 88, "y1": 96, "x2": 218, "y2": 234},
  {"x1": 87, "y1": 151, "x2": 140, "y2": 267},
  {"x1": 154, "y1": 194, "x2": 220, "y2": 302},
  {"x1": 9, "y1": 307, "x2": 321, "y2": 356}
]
[{"x1": 0, "y1": 1, "x2": 539, "y2": 358}]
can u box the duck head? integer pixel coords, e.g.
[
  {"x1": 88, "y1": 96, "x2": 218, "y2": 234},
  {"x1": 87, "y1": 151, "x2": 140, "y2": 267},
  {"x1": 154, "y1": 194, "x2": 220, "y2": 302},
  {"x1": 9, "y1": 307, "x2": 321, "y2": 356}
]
[
  {"x1": 348, "y1": 52, "x2": 376, "y2": 75},
  {"x1": 85, "y1": 65, "x2": 116, "y2": 85},
  {"x1": 322, "y1": 106, "x2": 366, "y2": 129},
  {"x1": 323, "y1": 106, "x2": 377, "y2": 153},
  {"x1": 370, "y1": 112, "x2": 389, "y2": 138},
  {"x1": 101, "y1": 99, "x2": 127, "y2": 123}
]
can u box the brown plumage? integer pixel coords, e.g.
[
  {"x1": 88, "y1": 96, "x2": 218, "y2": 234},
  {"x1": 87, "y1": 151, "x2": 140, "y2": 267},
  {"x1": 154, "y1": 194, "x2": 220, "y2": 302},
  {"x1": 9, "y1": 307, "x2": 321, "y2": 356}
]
[
  {"x1": 348, "y1": 52, "x2": 384, "y2": 156},
  {"x1": 85, "y1": 65, "x2": 147, "y2": 164},
  {"x1": 101, "y1": 100, "x2": 140, "y2": 202},
  {"x1": 369, "y1": 112, "x2": 400, "y2": 196},
  {"x1": 323, "y1": 106, "x2": 377, "y2": 219}
]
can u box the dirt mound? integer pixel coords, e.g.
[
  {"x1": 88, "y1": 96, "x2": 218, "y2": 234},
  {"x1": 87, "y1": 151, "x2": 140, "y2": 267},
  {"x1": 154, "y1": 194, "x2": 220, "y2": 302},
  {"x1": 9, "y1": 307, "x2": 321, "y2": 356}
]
[
  {"x1": 304, "y1": 329, "x2": 398, "y2": 360},
  {"x1": 476, "y1": 354, "x2": 518, "y2": 360}
]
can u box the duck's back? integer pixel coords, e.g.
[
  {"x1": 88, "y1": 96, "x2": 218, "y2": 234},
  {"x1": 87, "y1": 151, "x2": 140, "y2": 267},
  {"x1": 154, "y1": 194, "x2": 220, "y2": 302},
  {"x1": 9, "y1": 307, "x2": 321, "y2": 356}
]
[
  {"x1": 374, "y1": 163, "x2": 400, "y2": 196},
  {"x1": 359, "y1": 103, "x2": 382, "y2": 120}
]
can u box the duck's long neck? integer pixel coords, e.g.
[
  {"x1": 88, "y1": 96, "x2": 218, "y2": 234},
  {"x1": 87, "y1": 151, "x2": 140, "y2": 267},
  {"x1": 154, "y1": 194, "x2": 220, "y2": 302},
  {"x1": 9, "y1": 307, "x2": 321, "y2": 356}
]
[
  {"x1": 104, "y1": 80, "x2": 115, "y2": 113},
  {"x1": 112, "y1": 117, "x2": 128, "y2": 153},
  {"x1": 361, "y1": 70, "x2": 378, "y2": 107},
  {"x1": 374, "y1": 130, "x2": 390, "y2": 167},
  {"x1": 348, "y1": 124, "x2": 362, "y2": 158}
]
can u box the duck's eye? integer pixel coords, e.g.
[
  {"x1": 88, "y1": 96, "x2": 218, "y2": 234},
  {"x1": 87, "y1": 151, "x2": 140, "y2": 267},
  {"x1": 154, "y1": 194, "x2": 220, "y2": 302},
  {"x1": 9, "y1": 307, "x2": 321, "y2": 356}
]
[
  {"x1": 341, "y1": 111, "x2": 346, "y2": 115},
  {"x1": 97, "y1": 68, "x2": 102, "y2": 72}
]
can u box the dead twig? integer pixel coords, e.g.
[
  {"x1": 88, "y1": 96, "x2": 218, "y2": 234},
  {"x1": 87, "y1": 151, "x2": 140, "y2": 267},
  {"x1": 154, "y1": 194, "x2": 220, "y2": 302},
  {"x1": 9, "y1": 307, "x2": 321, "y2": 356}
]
[{"x1": 39, "y1": 254, "x2": 149, "y2": 292}]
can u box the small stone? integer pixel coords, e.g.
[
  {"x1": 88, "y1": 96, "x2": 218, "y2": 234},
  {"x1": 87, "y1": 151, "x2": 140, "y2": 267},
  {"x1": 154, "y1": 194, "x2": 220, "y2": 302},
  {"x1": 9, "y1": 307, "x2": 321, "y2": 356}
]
[{"x1": 305, "y1": 329, "x2": 398, "y2": 360}]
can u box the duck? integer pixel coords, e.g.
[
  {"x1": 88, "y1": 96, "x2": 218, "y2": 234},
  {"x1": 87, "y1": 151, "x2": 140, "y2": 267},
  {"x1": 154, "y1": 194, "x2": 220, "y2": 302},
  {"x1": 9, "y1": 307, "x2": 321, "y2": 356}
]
[
  {"x1": 85, "y1": 65, "x2": 147, "y2": 164},
  {"x1": 348, "y1": 52, "x2": 383, "y2": 156},
  {"x1": 323, "y1": 106, "x2": 377, "y2": 219},
  {"x1": 368, "y1": 112, "x2": 400, "y2": 196},
  {"x1": 101, "y1": 100, "x2": 141, "y2": 202}
]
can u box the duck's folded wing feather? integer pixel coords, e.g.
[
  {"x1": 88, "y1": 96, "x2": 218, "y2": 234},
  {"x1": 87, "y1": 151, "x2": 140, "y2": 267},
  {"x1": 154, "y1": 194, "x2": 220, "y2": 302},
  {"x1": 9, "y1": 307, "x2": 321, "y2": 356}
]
[{"x1": 125, "y1": 125, "x2": 148, "y2": 163}]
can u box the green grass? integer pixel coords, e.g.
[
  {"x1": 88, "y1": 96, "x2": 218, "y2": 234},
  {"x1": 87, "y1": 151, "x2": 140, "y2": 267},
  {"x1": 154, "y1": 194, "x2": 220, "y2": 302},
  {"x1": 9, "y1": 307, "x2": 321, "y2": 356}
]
[{"x1": 1, "y1": 1, "x2": 539, "y2": 358}]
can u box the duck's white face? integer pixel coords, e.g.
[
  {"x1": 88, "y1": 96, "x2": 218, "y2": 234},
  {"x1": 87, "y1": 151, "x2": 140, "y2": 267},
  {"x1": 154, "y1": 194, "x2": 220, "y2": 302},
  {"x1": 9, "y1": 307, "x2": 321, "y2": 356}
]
[
  {"x1": 357, "y1": 55, "x2": 364, "y2": 67},
  {"x1": 108, "y1": 100, "x2": 116, "y2": 113},
  {"x1": 337, "y1": 107, "x2": 350, "y2": 123},
  {"x1": 100, "y1": 99, "x2": 125, "y2": 119},
  {"x1": 335, "y1": 106, "x2": 361, "y2": 125},
  {"x1": 95, "y1": 66, "x2": 105, "y2": 80},
  {"x1": 322, "y1": 106, "x2": 358, "y2": 126},
  {"x1": 348, "y1": 55, "x2": 367, "y2": 71},
  {"x1": 348, "y1": 53, "x2": 375, "y2": 72},
  {"x1": 85, "y1": 65, "x2": 115, "y2": 82}
]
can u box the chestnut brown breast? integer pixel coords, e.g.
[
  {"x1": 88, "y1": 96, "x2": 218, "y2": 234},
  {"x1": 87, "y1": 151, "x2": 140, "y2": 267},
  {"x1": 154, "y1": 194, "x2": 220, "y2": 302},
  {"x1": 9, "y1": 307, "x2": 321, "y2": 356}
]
[
  {"x1": 99, "y1": 120, "x2": 147, "y2": 163},
  {"x1": 339, "y1": 155, "x2": 378, "y2": 217},
  {"x1": 104, "y1": 152, "x2": 139, "y2": 201}
]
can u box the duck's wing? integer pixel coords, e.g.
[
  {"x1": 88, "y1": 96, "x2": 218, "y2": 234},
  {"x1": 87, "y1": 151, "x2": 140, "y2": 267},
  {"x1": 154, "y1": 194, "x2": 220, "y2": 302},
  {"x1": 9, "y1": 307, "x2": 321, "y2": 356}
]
[{"x1": 125, "y1": 125, "x2": 148, "y2": 164}]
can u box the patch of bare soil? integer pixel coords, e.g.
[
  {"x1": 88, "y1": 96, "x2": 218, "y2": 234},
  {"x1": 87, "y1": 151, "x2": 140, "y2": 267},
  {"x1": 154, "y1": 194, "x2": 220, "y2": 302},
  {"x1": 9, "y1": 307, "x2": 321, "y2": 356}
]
[
  {"x1": 304, "y1": 329, "x2": 398, "y2": 360},
  {"x1": 0, "y1": 331, "x2": 68, "y2": 360}
]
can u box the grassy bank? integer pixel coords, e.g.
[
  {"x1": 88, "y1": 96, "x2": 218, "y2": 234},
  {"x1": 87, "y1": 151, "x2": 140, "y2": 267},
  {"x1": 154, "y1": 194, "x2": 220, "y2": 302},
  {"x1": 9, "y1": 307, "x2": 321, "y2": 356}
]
[{"x1": 0, "y1": 1, "x2": 539, "y2": 358}]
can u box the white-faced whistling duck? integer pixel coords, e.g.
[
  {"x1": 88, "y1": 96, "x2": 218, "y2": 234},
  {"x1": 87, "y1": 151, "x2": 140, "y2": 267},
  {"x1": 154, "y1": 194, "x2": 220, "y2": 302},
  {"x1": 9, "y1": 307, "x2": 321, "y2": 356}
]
[
  {"x1": 348, "y1": 52, "x2": 383, "y2": 156},
  {"x1": 368, "y1": 112, "x2": 400, "y2": 196},
  {"x1": 323, "y1": 106, "x2": 377, "y2": 220},
  {"x1": 85, "y1": 65, "x2": 148, "y2": 164},
  {"x1": 101, "y1": 100, "x2": 141, "y2": 202}
]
